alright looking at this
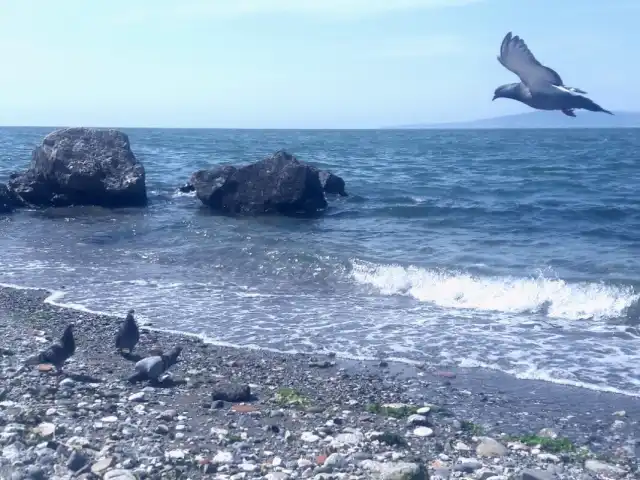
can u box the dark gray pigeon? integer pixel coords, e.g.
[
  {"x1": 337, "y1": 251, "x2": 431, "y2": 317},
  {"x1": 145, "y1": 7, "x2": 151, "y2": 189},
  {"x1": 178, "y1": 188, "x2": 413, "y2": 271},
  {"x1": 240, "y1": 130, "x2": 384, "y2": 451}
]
[
  {"x1": 115, "y1": 308, "x2": 139, "y2": 354},
  {"x1": 26, "y1": 324, "x2": 75, "y2": 374},
  {"x1": 127, "y1": 346, "x2": 182, "y2": 383},
  {"x1": 493, "y1": 32, "x2": 613, "y2": 117}
]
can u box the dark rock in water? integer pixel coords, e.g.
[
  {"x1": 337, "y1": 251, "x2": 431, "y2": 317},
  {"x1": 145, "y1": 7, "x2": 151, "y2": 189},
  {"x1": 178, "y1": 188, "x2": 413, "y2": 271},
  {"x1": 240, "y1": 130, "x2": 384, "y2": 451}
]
[
  {"x1": 211, "y1": 381, "x2": 252, "y2": 402},
  {"x1": 318, "y1": 170, "x2": 347, "y2": 196},
  {"x1": 190, "y1": 150, "x2": 327, "y2": 216},
  {"x1": 0, "y1": 183, "x2": 21, "y2": 213},
  {"x1": 8, "y1": 127, "x2": 147, "y2": 208},
  {"x1": 179, "y1": 183, "x2": 195, "y2": 193}
]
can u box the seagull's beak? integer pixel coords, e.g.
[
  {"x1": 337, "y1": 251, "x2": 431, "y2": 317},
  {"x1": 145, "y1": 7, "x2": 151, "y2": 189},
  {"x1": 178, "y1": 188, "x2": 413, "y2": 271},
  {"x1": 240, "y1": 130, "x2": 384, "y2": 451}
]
[{"x1": 492, "y1": 95, "x2": 497, "y2": 101}]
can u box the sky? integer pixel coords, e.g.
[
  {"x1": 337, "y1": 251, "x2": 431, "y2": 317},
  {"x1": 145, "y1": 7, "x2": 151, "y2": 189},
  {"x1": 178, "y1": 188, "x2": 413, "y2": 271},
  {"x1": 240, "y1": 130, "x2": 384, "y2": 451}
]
[{"x1": 0, "y1": 0, "x2": 638, "y2": 128}]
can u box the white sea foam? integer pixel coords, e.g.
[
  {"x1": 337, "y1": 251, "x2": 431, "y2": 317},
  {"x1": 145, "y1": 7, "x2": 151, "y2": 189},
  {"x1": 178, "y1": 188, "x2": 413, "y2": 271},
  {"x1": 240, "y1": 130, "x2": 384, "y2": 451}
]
[
  {"x1": 458, "y1": 358, "x2": 640, "y2": 398},
  {"x1": 350, "y1": 260, "x2": 639, "y2": 321},
  {"x1": 2, "y1": 272, "x2": 640, "y2": 398}
]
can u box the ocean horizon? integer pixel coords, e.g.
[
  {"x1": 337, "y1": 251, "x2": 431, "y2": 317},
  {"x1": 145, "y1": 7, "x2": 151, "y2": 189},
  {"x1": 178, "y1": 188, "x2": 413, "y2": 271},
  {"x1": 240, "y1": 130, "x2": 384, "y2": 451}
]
[{"x1": 2, "y1": 126, "x2": 639, "y2": 397}]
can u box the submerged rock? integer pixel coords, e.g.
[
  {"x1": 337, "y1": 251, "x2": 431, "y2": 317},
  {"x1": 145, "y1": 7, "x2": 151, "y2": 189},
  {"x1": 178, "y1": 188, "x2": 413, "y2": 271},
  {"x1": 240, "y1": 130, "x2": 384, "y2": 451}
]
[
  {"x1": 318, "y1": 170, "x2": 347, "y2": 196},
  {"x1": 8, "y1": 127, "x2": 147, "y2": 208},
  {"x1": 0, "y1": 183, "x2": 20, "y2": 213}
]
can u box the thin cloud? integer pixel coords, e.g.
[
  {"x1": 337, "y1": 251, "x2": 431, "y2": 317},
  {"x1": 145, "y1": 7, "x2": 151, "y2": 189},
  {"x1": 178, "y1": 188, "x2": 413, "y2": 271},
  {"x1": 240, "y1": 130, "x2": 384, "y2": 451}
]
[{"x1": 118, "y1": 0, "x2": 483, "y2": 24}]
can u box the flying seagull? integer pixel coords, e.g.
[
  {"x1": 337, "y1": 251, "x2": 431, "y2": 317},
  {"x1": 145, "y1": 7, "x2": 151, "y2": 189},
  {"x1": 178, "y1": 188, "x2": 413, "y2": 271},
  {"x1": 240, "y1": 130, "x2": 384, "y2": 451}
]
[
  {"x1": 493, "y1": 32, "x2": 613, "y2": 117},
  {"x1": 115, "y1": 308, "x2": 139, "y2": 355}
]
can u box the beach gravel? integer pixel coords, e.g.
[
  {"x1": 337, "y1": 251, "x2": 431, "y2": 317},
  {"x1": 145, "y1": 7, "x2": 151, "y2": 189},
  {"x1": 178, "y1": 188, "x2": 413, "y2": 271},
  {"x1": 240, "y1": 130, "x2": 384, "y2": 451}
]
[{"x1": 0, "y1": 286, "x2": 638, "y2": 479}]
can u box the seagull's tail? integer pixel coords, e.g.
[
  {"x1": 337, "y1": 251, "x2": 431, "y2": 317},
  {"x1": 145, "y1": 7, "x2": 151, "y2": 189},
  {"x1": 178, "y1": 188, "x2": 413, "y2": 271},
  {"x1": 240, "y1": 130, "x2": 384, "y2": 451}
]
[{"x1": 575, "y1": 96, "x2": 614, "y2": 115}]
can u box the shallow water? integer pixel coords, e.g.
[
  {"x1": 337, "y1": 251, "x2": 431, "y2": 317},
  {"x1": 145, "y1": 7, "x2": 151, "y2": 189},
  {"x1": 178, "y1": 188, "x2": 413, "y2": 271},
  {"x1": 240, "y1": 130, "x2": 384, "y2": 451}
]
[{"x1": 1, "y1": 127, "x2": 640, "y2": 396}]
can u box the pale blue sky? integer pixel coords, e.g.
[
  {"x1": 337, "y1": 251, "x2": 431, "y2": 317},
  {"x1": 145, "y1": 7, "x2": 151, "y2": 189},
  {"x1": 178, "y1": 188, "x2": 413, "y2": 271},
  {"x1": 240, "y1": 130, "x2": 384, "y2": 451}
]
[{"x1": 0, "y1": 0, "x2": 637, "y2": 128}]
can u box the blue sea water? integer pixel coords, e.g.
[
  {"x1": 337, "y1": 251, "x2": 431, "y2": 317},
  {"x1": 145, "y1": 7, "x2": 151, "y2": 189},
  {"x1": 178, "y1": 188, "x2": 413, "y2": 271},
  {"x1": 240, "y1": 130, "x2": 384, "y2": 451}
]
[{"x1": 1, "y1": 127, "x2": 640, "y2": 396}]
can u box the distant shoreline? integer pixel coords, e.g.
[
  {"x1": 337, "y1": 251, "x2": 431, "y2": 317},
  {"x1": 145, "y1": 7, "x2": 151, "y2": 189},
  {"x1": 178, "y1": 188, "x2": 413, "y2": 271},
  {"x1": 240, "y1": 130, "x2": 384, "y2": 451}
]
[
  {"x1": 387, "y1": 110, "x2": 640, "y2": 129},
  {"x1": 1, "y1": 112, "x2": 640, "y2": 131}
]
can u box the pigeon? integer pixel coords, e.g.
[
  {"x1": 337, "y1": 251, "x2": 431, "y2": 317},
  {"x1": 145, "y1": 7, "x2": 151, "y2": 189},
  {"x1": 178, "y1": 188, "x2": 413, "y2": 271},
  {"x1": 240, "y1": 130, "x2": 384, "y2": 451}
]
[
  {"x1": 127, "y1": 346, "x2": 182, "y2": 383},
  {"x1": 493, "y1": 32, "x2": 613, "y2": 117},
  {"x1": 115, "y1": 308, "x2": 139, "y2": 355},
  {"x1": 26, "y1": 324, "x2": 75, "y2": 374}
]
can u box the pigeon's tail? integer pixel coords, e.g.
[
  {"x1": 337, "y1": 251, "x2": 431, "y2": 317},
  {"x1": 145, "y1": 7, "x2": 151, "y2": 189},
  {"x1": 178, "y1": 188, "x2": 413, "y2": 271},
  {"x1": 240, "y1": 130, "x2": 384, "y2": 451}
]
[
  {"x1": 162, "y1": 346, "x2": 183, "y2": 370},
  {"x1": 61, "y1": 325, "x2": 76, "y2": 356},
  {"x1": 127, "y1": 370, "x2": 147, "y2": 383},
  {"x1": 575, "y1": 96, "x2": 614, "y2": 115}
]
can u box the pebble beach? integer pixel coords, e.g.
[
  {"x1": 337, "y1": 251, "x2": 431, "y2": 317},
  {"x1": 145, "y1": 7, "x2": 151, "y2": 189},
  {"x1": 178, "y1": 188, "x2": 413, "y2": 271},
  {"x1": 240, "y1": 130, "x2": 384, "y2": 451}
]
[{"x1": 0, "y1": 286, "x2": 638, "y2": 480}]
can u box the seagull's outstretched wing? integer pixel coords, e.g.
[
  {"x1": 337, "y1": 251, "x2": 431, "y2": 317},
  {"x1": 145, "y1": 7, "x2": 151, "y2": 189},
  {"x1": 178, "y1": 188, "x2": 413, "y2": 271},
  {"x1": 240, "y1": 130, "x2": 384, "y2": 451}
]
[{"x1": 497, "y1": 32, "x2": 567, "y2": 91}]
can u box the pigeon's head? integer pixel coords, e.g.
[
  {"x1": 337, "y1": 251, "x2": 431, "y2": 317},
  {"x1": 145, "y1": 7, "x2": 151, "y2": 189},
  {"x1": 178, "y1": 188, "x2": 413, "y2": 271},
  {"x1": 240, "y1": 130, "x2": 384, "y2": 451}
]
[
  {"x1": 492, "y1": 84, "x2": 519, "y2": 101},
  {"x1": 127, "y1": 308, "x2": 135, "y2": 316}
]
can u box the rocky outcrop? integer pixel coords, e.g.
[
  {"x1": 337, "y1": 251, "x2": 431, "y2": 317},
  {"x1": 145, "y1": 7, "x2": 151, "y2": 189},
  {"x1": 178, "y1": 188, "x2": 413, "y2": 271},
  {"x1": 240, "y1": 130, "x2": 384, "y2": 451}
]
[
  {"x1": 8, "y1": 128, "x2": 147, "y2": 208},
  {"x1": 319, "y1": 170, "x2": 347, "y2": 196},
  {"x1": 189, "y1": 150, "x2": 329, "y2": 216},
  {"x1": 182, "y1": 153, "x2": 346, "y2": 202},
  {"x1": 0, "y1": 183, "x2": 21, "y2": 213}
]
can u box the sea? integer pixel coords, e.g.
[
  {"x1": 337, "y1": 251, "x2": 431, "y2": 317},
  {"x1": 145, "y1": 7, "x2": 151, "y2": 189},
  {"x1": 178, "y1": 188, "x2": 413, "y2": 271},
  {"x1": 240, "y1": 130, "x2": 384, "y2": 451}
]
[{"x1": 1, "y1": 127, "x2": 639, "y2": 397}]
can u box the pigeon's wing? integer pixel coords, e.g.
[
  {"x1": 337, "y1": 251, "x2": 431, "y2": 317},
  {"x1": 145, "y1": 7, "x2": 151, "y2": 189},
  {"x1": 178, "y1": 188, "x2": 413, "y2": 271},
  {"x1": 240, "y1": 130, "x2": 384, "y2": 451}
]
[
  {"x1": 497, "y1": 32, "x2": 563, "y2": 89},
  {"x1": 38, "y1": 344, "x2": 65, "y2": 365}
]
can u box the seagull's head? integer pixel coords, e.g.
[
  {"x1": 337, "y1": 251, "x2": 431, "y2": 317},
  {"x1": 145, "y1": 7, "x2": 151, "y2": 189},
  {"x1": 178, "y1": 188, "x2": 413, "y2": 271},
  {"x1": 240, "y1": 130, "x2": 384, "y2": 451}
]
[{"x1": 492, "y1": 84, "x2": 518, "y2": 101}]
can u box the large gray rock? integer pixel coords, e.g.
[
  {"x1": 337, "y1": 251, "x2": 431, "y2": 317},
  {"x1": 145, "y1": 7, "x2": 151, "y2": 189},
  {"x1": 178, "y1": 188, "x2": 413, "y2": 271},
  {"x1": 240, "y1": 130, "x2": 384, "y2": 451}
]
[
  {"x1": 189, "y1": 150, "x2": 344, "y2": 216},
  {"x1": 8, "y1": 127, "x2": 147, "y2": 208}
]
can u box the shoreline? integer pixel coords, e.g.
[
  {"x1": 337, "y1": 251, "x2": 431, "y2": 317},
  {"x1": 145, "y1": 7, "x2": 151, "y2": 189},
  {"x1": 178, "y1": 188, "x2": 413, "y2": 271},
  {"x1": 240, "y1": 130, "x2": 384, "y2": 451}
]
[
  {"x1": 0, "y1": 285, "x2": 638, "y2": 479},
  {"x1": 4, "y1": 281, "x2": 639, "y2": 400}
]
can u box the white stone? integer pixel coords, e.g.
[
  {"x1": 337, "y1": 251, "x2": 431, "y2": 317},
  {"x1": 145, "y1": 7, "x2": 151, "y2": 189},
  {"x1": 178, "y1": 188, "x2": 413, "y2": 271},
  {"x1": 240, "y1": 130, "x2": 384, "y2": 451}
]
[
  {"x1": 584, "y1": 459, "x2": 626, "y2": 477},
  {"x1": 35, "y1": 422, "x2": 56, "y2": 438},
  {"x1": 297, "y1": 458, "x2": 313, "y2": 468},
  {"x1": 272, "y1": 456, "x2": 283, "y2": 467},
  {"x1": 537, "y1": 428, "x2": 557, "y2": 439},
  {"x1": 476, "y1": 437, "x2": 508, "y2": 457},
  {"x1": 454, "y1": 441, "x2": 471, "y2": 452},
  {"x1": 103, "y1": 470, "x2": 137, "y2": 480},
  {"x1": 240, "y1": 463, "x2": 257, "y2": 472},
  {"x1": 413, "y1": 426, "x2": 433, "y2": 437},
  {"x1": 301, "y1": 432, "x2": 320, "y2": 443},
  {"x1": 379, "y1": 462, "x2": 427, "y2": 480},
  {"x1": 331, "y1": 431, "x2": 364, "y2": 446},
  {"x1": 416, "y1": 406, "x2": 431, "y2": 415},
  {"x1": 213, "y1": 450, "x2": 234, "y2": 464},
  {"x1": 128, "y1": 392, "x2": 146, "y2": 402},
  {"x1": 537, "y1": 453, "x2": 560, "y2": 463},
  {"x1": 2, "y1": 443, "x2": 23, "y2": 462},
  {"x1": 323, "y1": 453, "x2": 347, "y2": 469},
  {"x1": 91, "y1": 457, "x2": 115, "y2": 474},
  {"x1": 166, "y1": 449, "x2": 186, "y2": 460},
  {"x1": 101, "y1": 416, "x2": 118, "y2": 423},
  {"x1": 66, "y1": 436, "x2": 90, "y2": 448},
  {"x1": 407, "y1": 414, "x2": 429, "y2": 426}
]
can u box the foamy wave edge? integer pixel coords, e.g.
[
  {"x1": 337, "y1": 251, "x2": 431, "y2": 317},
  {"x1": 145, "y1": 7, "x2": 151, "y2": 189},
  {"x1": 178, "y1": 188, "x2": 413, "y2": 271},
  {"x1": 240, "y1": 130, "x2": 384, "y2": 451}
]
[
  {"x1": 2, "y1": 281, "x2": 639, "y2": 398},
  {"x1": 350, "y1": 259, "x2": 640, "y2": 321}
]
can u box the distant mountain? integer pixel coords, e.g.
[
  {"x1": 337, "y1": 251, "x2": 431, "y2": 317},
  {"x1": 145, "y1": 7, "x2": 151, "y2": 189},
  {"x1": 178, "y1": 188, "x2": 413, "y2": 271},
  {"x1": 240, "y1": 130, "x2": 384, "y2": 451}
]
[{"x1": 390, "y1": 111, "x2": 640, "y2": 129}]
